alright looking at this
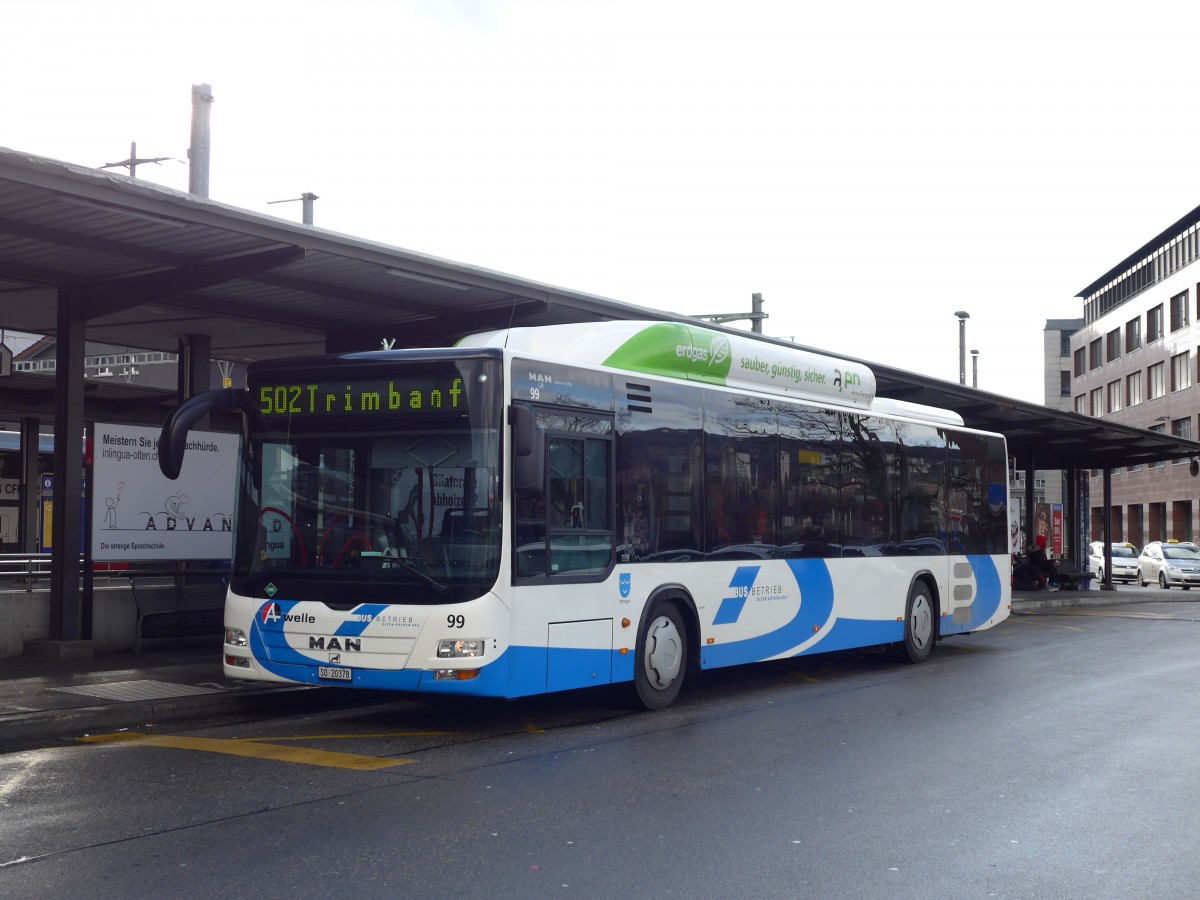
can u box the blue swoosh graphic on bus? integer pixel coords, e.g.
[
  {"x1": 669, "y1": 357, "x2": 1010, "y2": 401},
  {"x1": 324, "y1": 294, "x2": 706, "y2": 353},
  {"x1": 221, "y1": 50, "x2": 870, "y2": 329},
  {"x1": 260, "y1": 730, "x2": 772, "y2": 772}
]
[
  {"x1": 942, "y1": 554, "x2": 1002, "y2": 634},
  {"x1": 701, "y1": 559, "x2": 835, "y2": 669}
]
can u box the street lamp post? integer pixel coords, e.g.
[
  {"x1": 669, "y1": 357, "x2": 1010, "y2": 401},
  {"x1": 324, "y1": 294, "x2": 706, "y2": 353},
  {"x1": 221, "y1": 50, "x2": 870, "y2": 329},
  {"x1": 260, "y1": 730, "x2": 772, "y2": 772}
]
[
  {"x1": 954, "y1": 311, "x2": 970, "y2": 385},
  {"x1": 971, "y1": 349, "x2": 979, "y2": 388}
]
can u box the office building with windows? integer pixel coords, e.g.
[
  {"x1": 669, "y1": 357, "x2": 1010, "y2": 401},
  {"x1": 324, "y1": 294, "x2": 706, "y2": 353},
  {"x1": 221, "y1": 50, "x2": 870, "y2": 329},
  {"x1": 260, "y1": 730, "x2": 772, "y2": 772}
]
[
  {"x1": 1010, "y1": 319, "x2": 1083, "y2": 554},
  {"x1": 1070, "y1": 206, "x2": 1200, "y2": 546}
]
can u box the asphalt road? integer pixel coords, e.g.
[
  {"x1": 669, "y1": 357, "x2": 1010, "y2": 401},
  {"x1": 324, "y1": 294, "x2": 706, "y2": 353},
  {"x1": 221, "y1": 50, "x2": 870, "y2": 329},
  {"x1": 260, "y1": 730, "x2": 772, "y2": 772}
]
[{"x1": 3, "y1": 601, "x2": 1200, "y2": 899}]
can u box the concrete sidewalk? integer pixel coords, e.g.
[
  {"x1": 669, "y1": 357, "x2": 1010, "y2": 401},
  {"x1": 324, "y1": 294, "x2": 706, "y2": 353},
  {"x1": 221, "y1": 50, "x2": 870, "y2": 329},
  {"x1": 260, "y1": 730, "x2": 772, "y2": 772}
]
[
  {"x1": 1, "y1": 586, "x2": 1193, "y2": 751},
  {"x1": 0, "y1": 643, "x2": 334, "y2": 752}
]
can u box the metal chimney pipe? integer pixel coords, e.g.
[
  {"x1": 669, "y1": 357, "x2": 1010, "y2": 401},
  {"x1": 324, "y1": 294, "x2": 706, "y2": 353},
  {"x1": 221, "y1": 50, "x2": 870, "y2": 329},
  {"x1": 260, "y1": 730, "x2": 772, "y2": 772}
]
[
  {"x1": 189, "y1": 83, "x2": 213, "y2": 197},
  {"x1": 954, "y1": 311, "x2": 970, "y2": 385}
]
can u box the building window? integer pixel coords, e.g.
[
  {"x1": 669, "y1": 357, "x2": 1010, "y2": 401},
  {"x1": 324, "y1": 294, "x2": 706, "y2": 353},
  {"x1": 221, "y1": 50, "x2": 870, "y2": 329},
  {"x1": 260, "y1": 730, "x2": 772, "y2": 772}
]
[
  {"x1": 1060, "y1": 370, "x2": 1071, "y2": 397},
  {"x1": 1148, "y1": 361, "x2": 1166, "y2": 400},
  {"x1": 1126, "y1": 370, "x2": 1143, "y2": 406},
  {"x1": 1150, "y1": 423, "x2": 1166, "y2": 468},
  {"x1": 1074, "y1": 347, "x2": 1086, "y2": 377},
  {"x1": 1089, "y1": 338, "x2": 1103, "y2": 370},
  {"x1": 1172, "y1": 290, "x2": 1190, "y2": 331},
  {"x1": 1059, "y1": 331, "x2": 1072, "y2": 357},
  {"x1": 1173, "y1": 351, "x2": 1192, "y2": 392},
  {"x1": 1148, "y1": 305, "x2": 1164, "y2": 342},
  {"x1": 1126, "y1": 317, "x2": 1142, "y2": 352},
  {"x1": 1172, "y1": 418, "x2": 1193, "y2": 465},
  {"x1": 1107, "y1": 380, "x2": 1122, "y2": 413},
  {"x1": 1090, "y1": 387, "x2": 1104, "y2": 416},
  {"x1": 1074, "y1": 394, "x2": 1087, "y2": 414},
  {"x1": 1106, "y1": 328, "x2": 1121, "y2": 360}
]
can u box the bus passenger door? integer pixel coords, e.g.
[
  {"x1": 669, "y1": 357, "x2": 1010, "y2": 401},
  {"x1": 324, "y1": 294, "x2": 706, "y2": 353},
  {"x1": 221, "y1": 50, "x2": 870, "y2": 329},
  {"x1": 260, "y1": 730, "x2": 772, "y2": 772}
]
[{"x1": 547, "y1": 619, "x2": 613, "y2": 692}]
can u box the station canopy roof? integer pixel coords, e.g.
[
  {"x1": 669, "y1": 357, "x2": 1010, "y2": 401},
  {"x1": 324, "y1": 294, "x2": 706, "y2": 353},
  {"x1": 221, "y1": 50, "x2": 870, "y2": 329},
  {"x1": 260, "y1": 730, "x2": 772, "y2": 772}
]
[{"x1": 2, "y1": 145, "x2": 1198, "y2": 471}]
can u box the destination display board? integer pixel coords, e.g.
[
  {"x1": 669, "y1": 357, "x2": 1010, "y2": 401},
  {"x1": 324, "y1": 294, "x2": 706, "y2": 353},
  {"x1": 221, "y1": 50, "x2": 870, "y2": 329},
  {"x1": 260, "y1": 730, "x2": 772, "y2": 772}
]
[{"x1": 254, "y1": 374, "x2": 468, "y2": 420}]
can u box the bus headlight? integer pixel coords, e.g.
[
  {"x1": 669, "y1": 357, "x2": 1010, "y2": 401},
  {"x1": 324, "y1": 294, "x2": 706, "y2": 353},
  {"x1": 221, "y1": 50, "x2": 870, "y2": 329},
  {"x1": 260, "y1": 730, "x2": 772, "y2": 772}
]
[
  {"x1": 437, "y1": 639, "x2": 485, "y2": 658},
  {"x1": 225, "y1": 627, "x2": 247, "y2": 647}
]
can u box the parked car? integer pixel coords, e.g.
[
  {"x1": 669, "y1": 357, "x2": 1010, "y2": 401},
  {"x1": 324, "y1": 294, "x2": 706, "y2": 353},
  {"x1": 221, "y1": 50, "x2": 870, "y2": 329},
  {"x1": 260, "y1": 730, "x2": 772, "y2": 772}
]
[
  {"x1": 1137, "y1": 540, "x2": 1200, "y2": 589},
  {"x1": 1087, "y1": 541, "x2": 1139, "y2": 583}
]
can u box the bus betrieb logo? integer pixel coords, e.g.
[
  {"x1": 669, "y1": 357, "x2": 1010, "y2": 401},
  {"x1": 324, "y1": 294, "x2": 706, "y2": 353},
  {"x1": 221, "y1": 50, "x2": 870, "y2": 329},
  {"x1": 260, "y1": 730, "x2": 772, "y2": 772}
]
[{"x1": 713, "y1": 566, "x2": 759, "y2": 625}]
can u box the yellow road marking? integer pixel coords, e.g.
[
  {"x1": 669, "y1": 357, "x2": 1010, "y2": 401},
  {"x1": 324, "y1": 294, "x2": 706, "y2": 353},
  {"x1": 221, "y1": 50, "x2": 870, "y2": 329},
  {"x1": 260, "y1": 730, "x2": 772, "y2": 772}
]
[
  {"x1": 1007, "y1": 616, "x2": 1086, "y2": 632},
  {"x1": 523, "y1": 719, "x2": 546, "y2": 734},
  {"x1": 250, "y1": 731, "x2": 465, "y2": 742},
  {"x1": 791, "y1": 672, "x2": 821, "y2": 683},
  {"x1": 78, "y1": 732, "x2": 413, "y2": 770}
]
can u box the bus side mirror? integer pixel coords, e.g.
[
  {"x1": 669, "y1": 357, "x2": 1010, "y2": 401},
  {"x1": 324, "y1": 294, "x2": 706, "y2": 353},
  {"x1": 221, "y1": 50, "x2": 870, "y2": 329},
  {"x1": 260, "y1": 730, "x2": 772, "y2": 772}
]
[
  {"x1": 511, "y1": 405, "x2": 544, "y2": 499},
  {"x1": 159, "y1": 388, "x2": 248, "y2": 479}
]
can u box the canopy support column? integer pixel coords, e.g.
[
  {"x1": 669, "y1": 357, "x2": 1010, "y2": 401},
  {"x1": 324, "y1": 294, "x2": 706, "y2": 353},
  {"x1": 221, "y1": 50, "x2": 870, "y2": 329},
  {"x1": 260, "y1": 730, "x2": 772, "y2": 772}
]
[{"x1": 32, "y1": 289, "x2": 91, "y2": 658}]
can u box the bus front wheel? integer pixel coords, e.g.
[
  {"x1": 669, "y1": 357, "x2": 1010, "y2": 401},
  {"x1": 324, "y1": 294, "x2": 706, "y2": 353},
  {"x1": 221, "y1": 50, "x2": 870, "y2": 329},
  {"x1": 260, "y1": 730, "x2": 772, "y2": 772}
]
[
  {"x1": 632, "y1": 601, "x2": 687, "y2": 710},
  {"x1": 902, "y1": 581, "x2": 935, "y2": 664}
]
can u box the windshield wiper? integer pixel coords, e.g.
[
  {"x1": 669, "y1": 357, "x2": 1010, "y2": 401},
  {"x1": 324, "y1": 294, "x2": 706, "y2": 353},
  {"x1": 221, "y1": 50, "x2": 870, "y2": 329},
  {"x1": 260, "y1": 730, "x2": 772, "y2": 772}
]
[{"x1": 389, "y1": 556, "x2": 449, "y2": 594}]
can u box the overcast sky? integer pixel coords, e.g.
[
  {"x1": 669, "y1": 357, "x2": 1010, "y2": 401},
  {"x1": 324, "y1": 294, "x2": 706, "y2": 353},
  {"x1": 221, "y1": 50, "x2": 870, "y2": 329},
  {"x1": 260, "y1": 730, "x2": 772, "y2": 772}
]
[{"x1": 5, "y1": 0, "x2": 1200, "y2": 403}]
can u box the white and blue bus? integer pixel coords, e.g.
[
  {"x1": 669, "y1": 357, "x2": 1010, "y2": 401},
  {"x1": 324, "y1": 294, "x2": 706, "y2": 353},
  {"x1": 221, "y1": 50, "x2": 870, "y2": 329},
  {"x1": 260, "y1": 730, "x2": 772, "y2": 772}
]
[{"x1": 159, "y1": 321, "x2": 1010, "y2": 709}]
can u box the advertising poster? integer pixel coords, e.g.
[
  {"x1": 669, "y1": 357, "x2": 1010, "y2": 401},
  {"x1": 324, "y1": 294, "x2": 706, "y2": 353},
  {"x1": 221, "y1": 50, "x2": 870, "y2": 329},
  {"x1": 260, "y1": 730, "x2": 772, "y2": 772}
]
[
  {"x1": 91, "y1": 422, "x2": 239, "y2": 561},
  {"x1": 1035, "y1": 502, "x2": 1051, "y2": 546},
  {"x1": 1033, "y1": 501, "x2": 1065, "y2": 556}
]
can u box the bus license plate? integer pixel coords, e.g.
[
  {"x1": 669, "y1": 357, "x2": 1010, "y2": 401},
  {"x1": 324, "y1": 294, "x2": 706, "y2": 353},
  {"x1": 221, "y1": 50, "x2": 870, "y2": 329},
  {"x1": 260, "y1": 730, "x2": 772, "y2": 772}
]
[{"x1": 318, "y1": 665, "x2": 352, "y2": 682}]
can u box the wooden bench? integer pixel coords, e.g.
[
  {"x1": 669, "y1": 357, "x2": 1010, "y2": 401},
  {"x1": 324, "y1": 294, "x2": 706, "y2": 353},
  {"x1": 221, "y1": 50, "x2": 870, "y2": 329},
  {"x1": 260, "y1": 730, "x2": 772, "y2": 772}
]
[{"x1": 128, "y1": 567, "x2": 229, "y2": 653}]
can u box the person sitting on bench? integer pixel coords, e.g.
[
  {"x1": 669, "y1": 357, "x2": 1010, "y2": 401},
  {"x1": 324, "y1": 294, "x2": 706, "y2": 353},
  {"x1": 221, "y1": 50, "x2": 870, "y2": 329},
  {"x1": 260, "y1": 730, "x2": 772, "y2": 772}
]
[{"x1": 1028, "y1": 534, "x2": 1060, "y2": 590}]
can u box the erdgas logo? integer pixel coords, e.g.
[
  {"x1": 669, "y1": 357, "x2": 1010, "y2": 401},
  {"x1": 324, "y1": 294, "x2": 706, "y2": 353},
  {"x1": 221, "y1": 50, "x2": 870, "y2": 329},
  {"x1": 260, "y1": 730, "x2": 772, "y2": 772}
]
[
  {"x1": 675, "y1": 335, "x2": 731, "y2": 368},
  {"x1": 708, "y1": 336, "x2": 730, "y2": 368}
]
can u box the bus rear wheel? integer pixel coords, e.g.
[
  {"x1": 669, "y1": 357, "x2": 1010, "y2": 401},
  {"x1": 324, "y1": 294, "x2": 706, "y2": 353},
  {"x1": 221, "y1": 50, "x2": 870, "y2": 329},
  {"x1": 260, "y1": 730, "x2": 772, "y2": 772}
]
[
  {"x1": 901, "y1": 581, "x2": 935, "y2": 664},
  {"x1": 632, "y1": 601, "x2": 687, "y2": 710}
]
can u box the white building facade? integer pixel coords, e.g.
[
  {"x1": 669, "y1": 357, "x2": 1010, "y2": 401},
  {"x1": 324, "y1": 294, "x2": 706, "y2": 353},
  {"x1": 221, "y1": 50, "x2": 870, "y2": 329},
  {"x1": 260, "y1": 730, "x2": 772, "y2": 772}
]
[{"x1": 1071, "y1": 208, "x2": 1200, "y2": 547}]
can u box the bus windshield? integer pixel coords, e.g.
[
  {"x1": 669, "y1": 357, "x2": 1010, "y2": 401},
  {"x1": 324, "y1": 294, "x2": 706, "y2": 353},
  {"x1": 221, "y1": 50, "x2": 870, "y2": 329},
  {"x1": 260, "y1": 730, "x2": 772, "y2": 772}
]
[{"x1": 232, "y1": 355, "x2": 503, "y2": 605}]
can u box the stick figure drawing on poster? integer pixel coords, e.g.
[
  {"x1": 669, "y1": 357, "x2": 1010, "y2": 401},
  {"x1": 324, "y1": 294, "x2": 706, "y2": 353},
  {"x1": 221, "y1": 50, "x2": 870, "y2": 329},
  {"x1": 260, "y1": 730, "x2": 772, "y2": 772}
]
[{"x1": 104, "y1": 481, "x2": 125, "y2": 529}]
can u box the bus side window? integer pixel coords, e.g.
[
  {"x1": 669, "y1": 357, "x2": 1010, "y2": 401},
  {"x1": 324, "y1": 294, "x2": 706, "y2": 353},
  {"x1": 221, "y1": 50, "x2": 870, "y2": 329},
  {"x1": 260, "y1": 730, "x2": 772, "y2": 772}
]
[{"x1": 515, "y1": 491, "x2": 547, "y2": 576}]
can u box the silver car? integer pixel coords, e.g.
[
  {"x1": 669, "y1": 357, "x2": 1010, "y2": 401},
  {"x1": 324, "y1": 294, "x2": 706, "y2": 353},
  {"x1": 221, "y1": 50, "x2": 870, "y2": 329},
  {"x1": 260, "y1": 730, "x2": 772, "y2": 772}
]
[
  {"x1": 1087, "y1": 541, "x2": 1139, "y2": 584},
  {"x1": 1138, "y1": 541, "x2": 1200, "y2": 589}
]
